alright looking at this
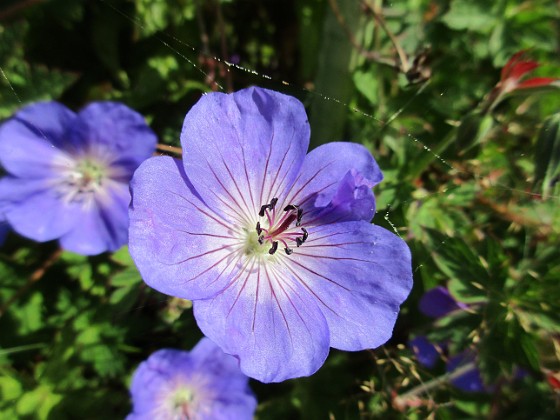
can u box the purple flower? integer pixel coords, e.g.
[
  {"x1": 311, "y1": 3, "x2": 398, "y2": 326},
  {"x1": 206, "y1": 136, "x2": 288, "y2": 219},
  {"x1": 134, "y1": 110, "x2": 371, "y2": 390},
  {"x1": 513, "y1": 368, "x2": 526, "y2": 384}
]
[
  {"x1": 409, "y1": 336, "x2": 441, "y2": 369},
  {"x1": 127, "y1": 338, "x2": 257, "y2": 419},
  {"x1": 418, "y1": 286, "x2": 468, "y2": 319},
  {"x1": 0, "y1": 101, "x2": 156, "y2": 255},
  {"x1": 0, "y1": 218, "x2": 8, "y2": 245},
  {"x1": 447, "y1": 352, "x2": 489, "y2": 393},
  {"x1": 129, "y1": 87, "x2": 413, "y2": 382}
]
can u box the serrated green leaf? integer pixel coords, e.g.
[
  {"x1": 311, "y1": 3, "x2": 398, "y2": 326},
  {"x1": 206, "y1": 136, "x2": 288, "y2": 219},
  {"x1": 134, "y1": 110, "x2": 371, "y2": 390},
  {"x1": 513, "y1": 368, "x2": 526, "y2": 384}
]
[
  {"x1": 111, "y1": 267, "x2": 141, "y2": 287},
  {"x1": 110, "y1": 245, "x2": 133, "y2": 266},
  {"x1": 0, "y1": 375, "x2": 22, "y2": 401},
  {"x1": 109, "y1": 285, "x2": 140, "y2": 314},
  {"x1": 16, "y1": 385, "x2": 62, "y2": 419},
  {"x1": 424, "y1": 229, "x2": 491, "y2": 302}
]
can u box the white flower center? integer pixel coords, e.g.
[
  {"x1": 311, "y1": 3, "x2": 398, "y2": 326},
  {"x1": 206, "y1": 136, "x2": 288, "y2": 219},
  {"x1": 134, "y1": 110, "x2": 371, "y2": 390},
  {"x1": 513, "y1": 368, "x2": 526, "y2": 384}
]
[{"x1": 53, "y1": 154, "x2": 111, "y2": 207}]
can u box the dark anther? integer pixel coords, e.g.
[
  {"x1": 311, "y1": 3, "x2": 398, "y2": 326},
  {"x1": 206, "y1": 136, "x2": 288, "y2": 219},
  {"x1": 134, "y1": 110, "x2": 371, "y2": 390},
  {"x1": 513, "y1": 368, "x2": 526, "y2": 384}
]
[
  {"x1": 259, "y1": 198, "x2": 279, "y2": 216},
  {"x1": 285, "y1": 247, "x2": 293, "y2": 255},
  {"x1": 301, "y1": 227, "x2": 308, "y2": 242},
  {"x1": 296, "y1": 208, "x2": 303, "y2": 226},
  {"x1": 256, "y1": 222, "x2": 262, "y2": 235},
  {"x1": 258, "y1": 235, "x2": 265, "y2": 245},
  {"x1": 269, "y1": 241, "x2": 279, "y2": 255},
  {"x1": 283, "y1": 204, "x2": 297, "y2": 212},
  {"x1": 296, "y1": 227, "x2": 308, "y2": 247}
]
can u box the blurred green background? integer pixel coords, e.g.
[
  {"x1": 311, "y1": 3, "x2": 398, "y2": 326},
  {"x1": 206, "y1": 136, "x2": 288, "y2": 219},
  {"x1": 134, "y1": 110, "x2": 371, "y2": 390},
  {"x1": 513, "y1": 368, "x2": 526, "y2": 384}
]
[{"x1": 1, "y1": 0, "x2": 559, "y2": 418}]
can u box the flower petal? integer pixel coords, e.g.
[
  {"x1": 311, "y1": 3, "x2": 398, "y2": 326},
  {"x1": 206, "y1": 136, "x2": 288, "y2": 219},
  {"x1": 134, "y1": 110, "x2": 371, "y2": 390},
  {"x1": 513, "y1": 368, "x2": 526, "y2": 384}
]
[
  {"x1": 180, "y1": 87, "x2": 309, "y2": 220},
  {"x1": 190, "y1": 337, "x2": 251, "y2": 390},
  {"x1": 58, "y1": 181, "x2": 130, "y2": 255},
  {"x1": 129, "y1": 156, "x2": 243, "y2": 300},
  {"x1": 0, "y1": 177, "x2": 81, "y2": 242},
  {"x1": 418, "y1": 286, "x2": 467, "y2": 319},
  {"x1": 410, "y1": 336, "x2": 440, "y2": 369},
  {"x1": 286, "y1": 142, "x2": 383, "y2": 222},
  {"x1": 0, "y1": 102, "x2": 76, "y2": 178},
  {"x1": 0, "y1": 221, "x2": 9, "y2": 245},
  {"x1": 70, "y1": 102, "x2": 157, "y2": 172},
  {"x1": 194, "y1": 267, "x2": 330, "y2": 383},
  {"x1": 287, "y1": 221, "x2": 412, "y2": 351},
  {"x1": 447, "y1": 352, "x2": 488, "y2": 393}
]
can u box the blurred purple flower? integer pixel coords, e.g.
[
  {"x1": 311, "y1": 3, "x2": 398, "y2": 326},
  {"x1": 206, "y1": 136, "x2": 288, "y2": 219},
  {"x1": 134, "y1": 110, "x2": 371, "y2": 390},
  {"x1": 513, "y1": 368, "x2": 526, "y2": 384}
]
[
  {"x1": 447, "y1": 352, "x2": 489, "y2": 393},
  {"x1": 0, "y1": 101, "x2": 156, "y2": 255},
  {"x1": 409, "y1": 336, "x2": 440, "y2": 369},
  {"x1": 127, "y1": 338, "x2": 256, "y2": 420},
  {"x1": 411, "y1": 287, "x2": 490, "y2": 393},
  {"x1": 418, "y1": 286, "x2": 467, "y2": 319},
  {"x1": 129, "y1": 86, "x2": 413, "y2": 382},
  {"x1": 0, "y1": 219, "x2": 9, "y2": 245}
]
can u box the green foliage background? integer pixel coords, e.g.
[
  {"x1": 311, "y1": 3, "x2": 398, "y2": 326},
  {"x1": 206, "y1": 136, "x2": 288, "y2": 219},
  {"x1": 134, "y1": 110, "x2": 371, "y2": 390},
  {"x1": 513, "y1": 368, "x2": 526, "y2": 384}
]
[{"x1": 0, "y1": 0, "x2": 559, "y2": 418}]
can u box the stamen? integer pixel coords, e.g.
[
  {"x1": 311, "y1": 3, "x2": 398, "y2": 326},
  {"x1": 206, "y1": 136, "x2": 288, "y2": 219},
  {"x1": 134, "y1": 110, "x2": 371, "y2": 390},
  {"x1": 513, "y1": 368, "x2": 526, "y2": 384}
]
[
  {"x1": 255, "y1": 200, "x2": 309, "y2": 257},
  {"x1": 260, "y1": 197, "x2": 279, "y2": 216},
  {"x1": 296, "y1": 208, "x2": 303, "y2": 226}
]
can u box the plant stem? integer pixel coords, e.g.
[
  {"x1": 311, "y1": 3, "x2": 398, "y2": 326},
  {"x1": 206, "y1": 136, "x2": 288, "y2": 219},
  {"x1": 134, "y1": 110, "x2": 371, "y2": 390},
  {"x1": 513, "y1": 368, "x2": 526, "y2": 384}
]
[
  {"x1": 156, "y1": 143, "x2": 182, "y2": 155},
  {"x1": 393, "y1": 362, "x2": 476, "y2": 409}
]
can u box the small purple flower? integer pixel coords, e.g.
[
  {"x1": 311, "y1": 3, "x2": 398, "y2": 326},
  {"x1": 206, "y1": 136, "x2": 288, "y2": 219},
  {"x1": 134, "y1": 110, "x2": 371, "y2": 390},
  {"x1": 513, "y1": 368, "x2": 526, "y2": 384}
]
[
  {"x1": 129, "y1": 87, "x2": 413, "y2": 382},
  {"x1": 418, "y1": 286, "x2": 468, "y2": 319},
  {"x1": 127, "y1": 338, "x2": 257, "y2": 419},
  {"x1": 409, "y1": 336, "x2": 441, "y2": 369},
  {"x1": 0, "y1": 101, "x2": 156, "y2": 255},
  {"x1": 447, "y1": 352, "x2": 489, "y2": 393}
]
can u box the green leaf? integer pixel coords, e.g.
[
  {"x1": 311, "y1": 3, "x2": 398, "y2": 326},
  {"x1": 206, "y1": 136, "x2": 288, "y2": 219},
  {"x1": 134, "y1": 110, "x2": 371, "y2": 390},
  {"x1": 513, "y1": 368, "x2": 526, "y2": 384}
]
[
  {"x1": 0, "y1": 375, "x2": 22, "y2": 401},
  {"x1": 16, "y1": 385, "x2": 62, "y2": 419},
  {"x1": 353, "y1": 70, "x2": 379, "y2": 106},
  {"x1": 424, "y1": 229, "x2": 490, "y2": 303},
  {"x1": 441, "y1": 1, "x2": 498, "y2": 33},
  {"x1": 534, "y1": 112, "x2": 560, "y2": 198},
  {"x1": 455, "y1": 112, "x2": 494, "y2": 155}
]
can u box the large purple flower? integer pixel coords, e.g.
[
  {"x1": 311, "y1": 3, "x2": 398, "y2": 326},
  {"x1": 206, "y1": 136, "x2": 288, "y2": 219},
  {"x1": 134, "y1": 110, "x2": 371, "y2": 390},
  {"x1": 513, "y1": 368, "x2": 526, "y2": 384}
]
[
  {"x1": 127, "y1": 338, "x2": 257, "y2": 419},
  {"x1": 0, "y1": 101, "x2": 156, "y2": 255},
  {"x1": 129, "y1": 87, "x2": 413, "y2": 382}
]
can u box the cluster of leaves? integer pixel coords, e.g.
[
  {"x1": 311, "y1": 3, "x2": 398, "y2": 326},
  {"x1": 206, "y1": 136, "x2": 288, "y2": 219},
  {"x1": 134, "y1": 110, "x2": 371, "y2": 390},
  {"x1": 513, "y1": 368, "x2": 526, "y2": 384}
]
[{"x1": 0, "y1": 0, "x2": 559, "y2": 418}]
